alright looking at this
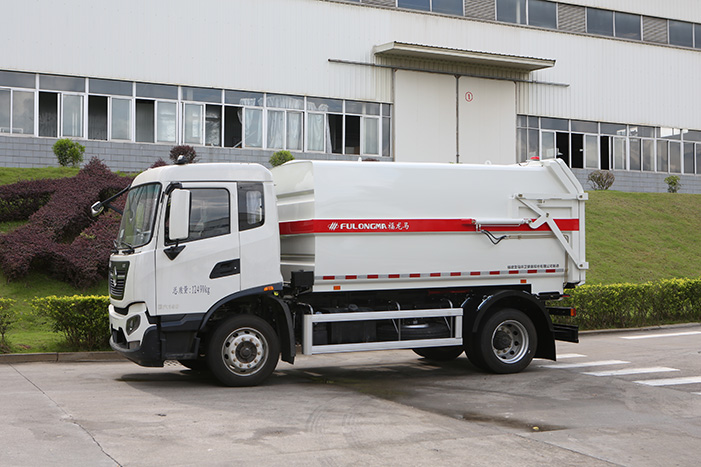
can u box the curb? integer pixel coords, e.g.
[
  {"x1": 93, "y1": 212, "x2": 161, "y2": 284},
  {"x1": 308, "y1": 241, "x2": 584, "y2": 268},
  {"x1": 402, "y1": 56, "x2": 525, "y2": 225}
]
[
  {"x1": 2, "y1": 323, "x2": 699, "y2": 365},
  {"x1": 579, "y1": 322, "x2": 701, "y2": 336},
  {"x1": 0, "y1": 351, "x2": 127, "y2": 364}
]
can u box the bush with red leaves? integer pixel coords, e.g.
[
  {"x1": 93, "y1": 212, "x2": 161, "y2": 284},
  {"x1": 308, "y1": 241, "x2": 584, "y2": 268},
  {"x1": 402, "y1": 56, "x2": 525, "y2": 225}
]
[
  {"x1": 0, "y1": 178, "x2": 62, "y2": 222},
  {"x1": 0, "y1": 158, "x2": 131, "y2": 288}
]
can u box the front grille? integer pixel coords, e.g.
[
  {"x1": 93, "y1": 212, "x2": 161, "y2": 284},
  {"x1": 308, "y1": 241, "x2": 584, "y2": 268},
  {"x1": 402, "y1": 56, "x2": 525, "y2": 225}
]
[{"x1": 109, "y1": 260, "x2": 129, "y2": 300}]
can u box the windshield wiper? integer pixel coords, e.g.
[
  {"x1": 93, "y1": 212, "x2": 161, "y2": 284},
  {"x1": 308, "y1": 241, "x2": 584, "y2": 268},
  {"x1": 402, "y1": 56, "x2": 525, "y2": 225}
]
[{"x1": 113, "y1": 240, "x2": 135, "y2": 254}]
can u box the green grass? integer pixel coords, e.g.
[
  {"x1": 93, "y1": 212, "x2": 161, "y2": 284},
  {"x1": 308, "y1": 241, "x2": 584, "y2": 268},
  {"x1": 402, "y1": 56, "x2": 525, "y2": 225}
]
[
  {"x1": 585, "y1": 190, "x2": 701, "y2": 284},
  {"x1": 0, "y1": 166, "x2": 80, "y2": 185}
]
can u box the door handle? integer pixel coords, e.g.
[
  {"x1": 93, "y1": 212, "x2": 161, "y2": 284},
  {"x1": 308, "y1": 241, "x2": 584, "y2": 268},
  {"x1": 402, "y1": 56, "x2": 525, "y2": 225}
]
[{"x1": 164, "y1": 245, "x2": 185, "y2": 260}]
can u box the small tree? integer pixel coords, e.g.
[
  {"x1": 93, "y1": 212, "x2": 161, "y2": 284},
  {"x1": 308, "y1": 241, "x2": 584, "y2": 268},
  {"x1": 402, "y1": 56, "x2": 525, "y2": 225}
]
[
  {"x1": 269, "y1": 150, "x2": 294, "y2": 167},
  {"x1": 664, "y1": 175, "x2": 681, "y2": 193},
  {"x1": 53, "y1": 138, "x2": 85, "y2": 167},
  {"x1": 0, "y1": 298, "x2": 16, "y2": 352},
  {"x1": 587, "y1": 170, "x2": 615, "y2": 190},
  {"x1": 169, "y1": 145, "x2": 197, "y2": 164}
]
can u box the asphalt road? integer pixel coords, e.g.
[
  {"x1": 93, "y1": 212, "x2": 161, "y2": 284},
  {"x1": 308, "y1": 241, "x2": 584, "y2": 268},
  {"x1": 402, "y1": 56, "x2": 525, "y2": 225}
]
[{"x1": 2, "y1": 325, "x2": 701, "y2": 466}]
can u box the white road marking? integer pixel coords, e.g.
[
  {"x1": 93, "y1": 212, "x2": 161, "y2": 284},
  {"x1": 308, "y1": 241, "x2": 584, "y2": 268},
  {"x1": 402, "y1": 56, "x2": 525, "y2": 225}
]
[
  {"x1": 557, "y1": 353, "x2": 587, "y2": 359},
  {"x1": 634, "y1": 376, "x2": 701, "y2": 386},
  {"x1": 621, "y1": 331, "x2": 701, "y2": 340},
  {"x1": 541, "y1": 360, "x2": 629, "y2": 369},
  {"x1": 584, "y1": 367, "x2": 679, "y2": 377}
]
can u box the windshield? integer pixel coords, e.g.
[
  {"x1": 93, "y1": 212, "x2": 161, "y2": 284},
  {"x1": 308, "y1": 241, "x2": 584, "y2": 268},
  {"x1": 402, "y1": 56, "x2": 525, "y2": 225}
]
[{"x1": 116, "y1": 183, "x2": 161, "y2": 249}]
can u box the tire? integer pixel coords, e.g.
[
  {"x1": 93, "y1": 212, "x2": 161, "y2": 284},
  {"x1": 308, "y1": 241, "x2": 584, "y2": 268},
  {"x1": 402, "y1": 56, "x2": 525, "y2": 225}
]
[
  {"x1": 206, "y1": 314, "x2": 280, "y2": 387},
  {"x1": 178, "y1": 358, "x2": 209, "y2": 371},
  {"x1": 474, "y1": 308, "x2": 537, "y2": 374},
  {"x1": 412, "y1": 346, "x2": 464, "y2": 361}
]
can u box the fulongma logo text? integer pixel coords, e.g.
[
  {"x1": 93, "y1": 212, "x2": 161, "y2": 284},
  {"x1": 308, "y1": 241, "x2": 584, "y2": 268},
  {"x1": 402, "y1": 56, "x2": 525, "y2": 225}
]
[{"x1": 327, "y1": 221, "x2": 411, "y2": 232}]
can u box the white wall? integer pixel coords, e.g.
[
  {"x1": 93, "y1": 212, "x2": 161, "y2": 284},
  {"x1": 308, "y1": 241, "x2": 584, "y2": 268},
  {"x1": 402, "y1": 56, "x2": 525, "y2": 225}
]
[{"x1": 3, "y1": 0, "x2": 701, "y2": 153}]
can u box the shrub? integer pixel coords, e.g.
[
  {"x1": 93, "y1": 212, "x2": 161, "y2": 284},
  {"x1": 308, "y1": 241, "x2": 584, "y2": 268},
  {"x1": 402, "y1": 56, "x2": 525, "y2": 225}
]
[
  {"x1": 587, "y1": 170, "x2": 615, "y2": 190},
  {"x1": 0, "y1": 158, "x2": 131, "y2": 287},
  {"x1": 151, "y1": 158, "x2": 168, "y2": 168},
  {"x1": 53, "y1": 138, "x2": 85, "y2": 167},
  {"x1": 0, "y1": 177, "x2": 62, "y2": 222},
  {"x1": 31, "y1": 295, "x2": 110, "y2": 351},
  {"x1": 555, "y1": 278, "x2": 701, "y2": 330},
  {"x1": 664, "y1": 175, "x2": 681, "y2": 193},
  {"x1": 269, "y1": 150, "x2": 295, "y2": 167},
  {"x1": 0, "y1": 298, "x2": 16, "y2": 352},
  {"x1": 169, "y1": 145, "x2": 197, "y2": 164}
]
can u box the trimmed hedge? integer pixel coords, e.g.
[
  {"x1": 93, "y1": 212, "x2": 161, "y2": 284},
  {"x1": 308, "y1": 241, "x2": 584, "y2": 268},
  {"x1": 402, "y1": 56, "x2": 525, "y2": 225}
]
[
  {"x1": 557, "y1": 278, "x2": 701, "y2": 330},
  {"x1": 0, "y1": 178, "x2": 62, "y2": 222},
  {"x1": 31, "y1": 295, "x2": 110, "y2": 351},
  {"x1": 0, "y1": 298, "x2": 16, "y2": 351}
]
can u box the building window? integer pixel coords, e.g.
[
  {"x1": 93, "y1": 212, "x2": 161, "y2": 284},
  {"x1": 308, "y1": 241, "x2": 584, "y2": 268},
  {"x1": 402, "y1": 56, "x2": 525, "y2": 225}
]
[
  {"x1": 587, "y1": 9, "x2": 641, "y2": 40},
  {"x1": 0, "y1": 89, "x2": 9, "y2": 133},
  {"x1": 518, "y1": 115, "x2": 701, "y2": 176},
  {"x1": 205, "y1": 105, "x2": 222, "y2": 147},
  {"x1": 0, "y1": 69, "x2": 393, "y2": 157},
  {"x1": 8, "y1": 90, "x2": 34, "y2": 135},
  {"x1": 63, "y1": 94, "x2": 85, "y2": 138},
  {"x1": 432, "y1": 0, "x2": 463, "y2": 15},
  {"x1": 136, "y1": 100, "x2": 154, "y2": 143},
  {"x1": 157, "y1": 102, "x2": 177, "y2": 143},
  {"x1": 111, "y1": 98, "x2": 131, "y2": 141},
  {"x1": 88, "y1": 95, "x2": 108, "y2": 140},
  {"x1": 397, "y1": 0, "x2": 462, "y2": 16},
  {"x1": 38, "y1": 92, "x2": 58, "y2": 137},
  {"x1": 614, "y1": 12, "x2": 641, "y2": 40},
  {"x1": 266, "y1": 94, "x2": 304, "y2": 151},
  {"x1": 528, "y1": 0, "x2": 556, "y2": 29},
  {"x1": 497, "y1": 0, "x2": 526, "y2": 24},
  {"x1": 497, "y1": 0, "x2": 556, "y2": 29},
  {"x1": 669, "y1": 20, "x2": 694, "y2": 47},
  {"x1": 587, "y1": 8, "x2": 613, "y2": 36},
  {"x1": 683, "y1": 143, "x2": 695, "y2": 174},
  {"x1": 244, "y1": 108, "x2": 263, "y2": 148},
  {"x1": 184, "y1": 103, "x2": 203, "y2": 145}
]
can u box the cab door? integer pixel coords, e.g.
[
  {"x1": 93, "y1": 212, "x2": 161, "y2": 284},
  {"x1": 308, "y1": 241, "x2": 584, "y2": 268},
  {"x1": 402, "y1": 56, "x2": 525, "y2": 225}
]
[{"x1": 154, "y1": 182, "x2": 240, "y2": 317}]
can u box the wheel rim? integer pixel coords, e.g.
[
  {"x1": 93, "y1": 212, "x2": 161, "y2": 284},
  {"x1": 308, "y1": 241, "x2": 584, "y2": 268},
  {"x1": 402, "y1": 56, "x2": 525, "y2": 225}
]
[
  {"x1": 221, "y1": 327, "x2": 268, "y2": 376},
  {"x1": 490, "y1": 319, "x2": 529, "y2": 364}
]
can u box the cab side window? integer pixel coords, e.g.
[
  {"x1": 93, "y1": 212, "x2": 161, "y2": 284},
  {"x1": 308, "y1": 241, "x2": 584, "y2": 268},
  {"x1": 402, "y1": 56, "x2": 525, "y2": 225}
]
[
  {"x1": 188, "y1": 188, "x2": 230, "y2": 240},
  {"x1": 238, "y1": 183, "x2": 264, "y2": 231},
  {"x1": 166, "y1": 188, "x2": 230, "y2": 243}
]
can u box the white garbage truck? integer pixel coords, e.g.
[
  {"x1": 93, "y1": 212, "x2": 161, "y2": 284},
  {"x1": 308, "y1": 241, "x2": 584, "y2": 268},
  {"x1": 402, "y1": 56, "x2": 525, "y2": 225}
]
[{"x1": 98, "y1": 158, "x2": 587, "y2": 386}]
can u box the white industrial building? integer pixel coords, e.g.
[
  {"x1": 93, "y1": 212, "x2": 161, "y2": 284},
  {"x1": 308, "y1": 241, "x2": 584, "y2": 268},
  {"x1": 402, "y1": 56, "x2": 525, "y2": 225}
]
[{"x1": 1, "y1": 0, "x2": 700, "y2": 192}]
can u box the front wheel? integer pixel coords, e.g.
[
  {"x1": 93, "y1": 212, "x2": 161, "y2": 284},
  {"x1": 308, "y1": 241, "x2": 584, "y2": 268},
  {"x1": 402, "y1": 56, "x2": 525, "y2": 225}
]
[
  {"x1": 207, "y1": 314, "x2": 280, "y2": 387},
  {"x1": 475, "y1": 308, "x2": 537, "y2": 374}
]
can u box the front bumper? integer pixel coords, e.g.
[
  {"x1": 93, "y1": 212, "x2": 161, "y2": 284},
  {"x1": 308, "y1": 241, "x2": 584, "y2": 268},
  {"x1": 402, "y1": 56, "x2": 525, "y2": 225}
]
[
  {"x1": 109, "y1": 303, "x2": 163, "y2": 367},
  {"x1": 110, "y1": 326, "x2": 164, "y2": 367}
]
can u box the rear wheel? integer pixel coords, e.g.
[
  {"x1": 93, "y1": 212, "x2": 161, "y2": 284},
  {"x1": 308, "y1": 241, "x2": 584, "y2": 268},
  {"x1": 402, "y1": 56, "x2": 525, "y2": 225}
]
[
  {"x1": 412, "y1": 346, "x2": 464, "y2": 361},
  {"x1": 474, "y1": 308, "x2": 537, "y2": 374},
  {"x1": 207, "y1": 314, "x2": 280, "y2": 387}
]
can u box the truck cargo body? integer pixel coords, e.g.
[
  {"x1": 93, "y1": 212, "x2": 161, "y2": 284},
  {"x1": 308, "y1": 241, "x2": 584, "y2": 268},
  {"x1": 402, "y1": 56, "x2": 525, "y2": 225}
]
[{"x1": 105, "y1": 159, "x2": 585, "y2": 386}]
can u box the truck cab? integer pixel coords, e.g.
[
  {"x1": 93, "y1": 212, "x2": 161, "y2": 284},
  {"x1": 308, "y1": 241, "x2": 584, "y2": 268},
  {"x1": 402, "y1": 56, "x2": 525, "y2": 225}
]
[{"x1": 108, "y1": 163, "x2": 285, "y2": 369}]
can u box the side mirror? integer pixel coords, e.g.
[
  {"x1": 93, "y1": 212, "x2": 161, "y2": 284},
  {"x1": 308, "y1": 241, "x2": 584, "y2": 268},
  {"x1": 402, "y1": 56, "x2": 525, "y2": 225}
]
[
  {"x1": 169, "y1": 189, "x2": 191, "y2": 241},
  {"x1": 90, "y1": 201, "x2": 104, "y2": 217}
]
